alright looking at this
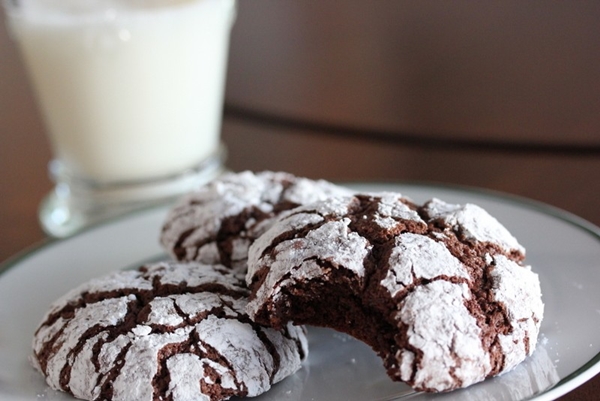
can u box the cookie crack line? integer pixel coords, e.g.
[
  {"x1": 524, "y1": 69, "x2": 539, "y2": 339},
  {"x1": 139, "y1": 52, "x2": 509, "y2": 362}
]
[
  {"x1": 98, "y1": 342, "x2": 133, "y2": 400},
  {"x1": 387, "y1": 275, "x2": 472, "y2": 303},
  {"x1": 415, "y1": 221, "x2": 528, "y2": 373},
  {"x1": 57, "y1": 298, "x2": 142, "y2": 393},
  {"x1": 171, "y1": 227, "x2": 197, "y2": 260},
  {"x1": 153, "y1": 336, "x2": 188, "y2": 401},
  {"x1": 212, "y1": 202, "x2": 302, "y2": 268},
  {"x1": 38, "y1": 281, "x2": 247, "y2": 336},
  {"x1": 246, "y1": 322, "x2": 281, "y2": 383},
  {"x1": 256, "y1": 210, "x2": 335, "y2": 261}
]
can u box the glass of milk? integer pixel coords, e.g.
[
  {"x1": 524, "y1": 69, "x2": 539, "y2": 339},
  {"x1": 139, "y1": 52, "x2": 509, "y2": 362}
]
[{"x1": 4, "y1": 0, "x2": 236, "y2": 237}]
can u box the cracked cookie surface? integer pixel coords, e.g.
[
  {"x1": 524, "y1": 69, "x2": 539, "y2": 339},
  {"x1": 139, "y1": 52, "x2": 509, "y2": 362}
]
[
  {"x1": 160, "y1": 171, "x2": 352, "y2": 271},
  {"x1": 245, "y1": 193, "x2": 543, "y2": 392},
  {"x1": 31, "y1": 262, "x2": 308, "y2": 401}
]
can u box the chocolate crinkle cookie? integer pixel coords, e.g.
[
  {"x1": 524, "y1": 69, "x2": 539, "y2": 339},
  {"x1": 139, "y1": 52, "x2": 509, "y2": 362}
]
[
  {"x1": 245, "y1": 193, "x2": 544, "y2": 393},
  {"x1": 160, "y1": 171, "x2": 353, "y2": 271},
  {"x1": 31, "y1": 262, "x2": 308, "y2": 401}
]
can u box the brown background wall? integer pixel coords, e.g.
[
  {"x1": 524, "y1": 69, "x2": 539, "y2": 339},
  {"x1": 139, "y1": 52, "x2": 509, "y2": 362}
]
[
  {"x1": 221, "y1": 1, "x2": 600, "y2": 227},
  {"x1": 1, "y1": 0, "x2": 599, "y2": 253}
]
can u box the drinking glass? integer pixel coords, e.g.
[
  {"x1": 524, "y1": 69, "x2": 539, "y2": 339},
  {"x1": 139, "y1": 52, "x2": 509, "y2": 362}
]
[{"x1": 4, "y1": 0, "x2": 236, "y2": 236}]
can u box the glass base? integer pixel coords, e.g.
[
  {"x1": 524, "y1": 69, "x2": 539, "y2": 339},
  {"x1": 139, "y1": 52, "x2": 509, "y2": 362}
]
[{"x1": 39, "y1": 145, "x2": 226, "y2": 238}]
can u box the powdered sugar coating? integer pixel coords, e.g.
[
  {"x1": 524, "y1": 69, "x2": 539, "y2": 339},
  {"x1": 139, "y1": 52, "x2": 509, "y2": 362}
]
[
  {"x1": 374, "y1": 192, "x2": 424, "y2": 230},
  {"x1": 394, "y1": 280, "x2": 491, "y2": 390},
  {"x1": 381, "y1": 233, "x2": 469, "y2": 297},
  {"x1": 489, "y1": 254, "x2": 544, "y2": 371},
  {"x1": 423, "y1": 198, "x2": 525, "y2": 255},
  {"x1": 246, "y1": 193, "x2": 544, "y2": 392},
  {"x1": 160, "y1": 171, "x2": 353, "y2": 270},
  {"x1": 31, "y1": 262, "x2": 308, "y2": 401}
]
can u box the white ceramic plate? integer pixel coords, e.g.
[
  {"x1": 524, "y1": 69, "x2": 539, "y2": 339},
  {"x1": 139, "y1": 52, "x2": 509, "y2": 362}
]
[{"x1": 1, "y1": 183, "x2": 599, "y2": 401}]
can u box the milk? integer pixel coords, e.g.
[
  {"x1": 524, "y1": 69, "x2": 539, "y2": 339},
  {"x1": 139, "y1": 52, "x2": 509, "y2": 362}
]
[{"x1": 8, "y1": 0, "x2": 236, "y2": 183}]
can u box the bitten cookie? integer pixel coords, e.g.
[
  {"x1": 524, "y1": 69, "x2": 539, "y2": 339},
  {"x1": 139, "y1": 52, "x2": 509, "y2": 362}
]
[
  {"x1": 160, "y1": 171, "x2": 353, "y2": 270},
  {"x1": 245, "y1": 193, "x2": 544, "y2": 393},
  {"x1": 31, "y1": 262, "x2": 308, "y2": 401}
]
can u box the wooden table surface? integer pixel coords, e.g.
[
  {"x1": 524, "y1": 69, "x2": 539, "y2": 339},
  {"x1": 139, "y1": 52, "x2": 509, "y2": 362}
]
[{"x1": 1, "y1": 1, "x2": 599, "y2": 399}]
